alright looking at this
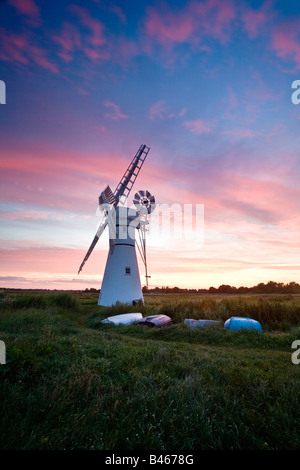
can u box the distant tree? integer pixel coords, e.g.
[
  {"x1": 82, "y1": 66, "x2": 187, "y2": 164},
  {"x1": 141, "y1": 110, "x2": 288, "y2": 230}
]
[
  {"x1": 284, "y1": 282, "x2": 300, "y2": 293},
  {"x1": 208, "y1": 286, "x2": 217, "y2": 293},
  {"x1": 237, "y1": 286, "x2": 248, "y2": 293},
  {"x1": 255, "y1": 283, "x2": 265, "y2": 292},
  {"x1": 218, "y1": 284, "x2": 236, "y2": 293}
]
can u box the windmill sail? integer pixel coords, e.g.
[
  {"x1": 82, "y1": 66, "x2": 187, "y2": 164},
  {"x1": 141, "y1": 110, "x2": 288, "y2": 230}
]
[
  {"x1": 114, "y1": 144, "x2": 150, "y2": 205},
  {"x1": 99, "y1": 185, "x2": 116, "y2": 206},
  {"x1": 77, "y1": 216, "x2": 108, "y2": 274}
]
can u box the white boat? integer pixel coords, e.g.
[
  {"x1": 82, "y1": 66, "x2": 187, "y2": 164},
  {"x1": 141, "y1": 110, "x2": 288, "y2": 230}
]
[{"x1": 102, "y1": 312, "x2": 143, "y2": 325}]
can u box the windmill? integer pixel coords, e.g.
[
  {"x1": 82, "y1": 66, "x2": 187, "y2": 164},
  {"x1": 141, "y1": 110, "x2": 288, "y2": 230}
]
[{"x1": 78, "y1": 144, "x2": 156, "y2": 306}]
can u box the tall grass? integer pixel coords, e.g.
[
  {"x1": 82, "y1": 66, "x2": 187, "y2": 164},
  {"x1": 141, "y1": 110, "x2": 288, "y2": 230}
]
[
  {"x1": 155, "y1": 295, "x2": 300, "y2": 330},
  {"x1": 1, "y1": 292, "x2": 79, "y2": 311}
]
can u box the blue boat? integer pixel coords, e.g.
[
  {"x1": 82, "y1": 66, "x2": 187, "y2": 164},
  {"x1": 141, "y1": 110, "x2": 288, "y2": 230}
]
[{"x1": 224, "y1": 316, "x2": 262, "y2": 332}]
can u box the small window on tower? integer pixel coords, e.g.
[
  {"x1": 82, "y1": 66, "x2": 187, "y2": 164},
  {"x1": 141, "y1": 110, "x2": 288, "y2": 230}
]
[{"x1": 125, "y1": 267, "x2": 131, "y2": 275}]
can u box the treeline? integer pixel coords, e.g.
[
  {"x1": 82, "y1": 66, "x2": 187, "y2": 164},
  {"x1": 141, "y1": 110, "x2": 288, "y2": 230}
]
[
  {"x1": 2, "y1": 281, "x2": 300, "y2": 295},
  {"x1": 142, "y1": 281, "x2": 300, "y2": 294}
]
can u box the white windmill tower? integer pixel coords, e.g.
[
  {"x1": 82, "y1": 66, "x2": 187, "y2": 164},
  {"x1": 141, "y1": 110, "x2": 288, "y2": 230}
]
[{"x1": 78, "y1": 144, "x2": 156, "y2": 306}]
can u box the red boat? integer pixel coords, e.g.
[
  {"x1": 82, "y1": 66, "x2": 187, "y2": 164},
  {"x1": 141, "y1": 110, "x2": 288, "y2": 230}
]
[{"x1": 138, "y1": 314, "x2": 172, "y2": 328}]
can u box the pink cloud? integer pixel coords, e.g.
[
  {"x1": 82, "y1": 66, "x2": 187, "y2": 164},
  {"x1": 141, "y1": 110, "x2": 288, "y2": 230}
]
[
  {"x1": 0, "y1": 29, "x2": 29, "y2": 65},
  {"x1": 103, "y1": 101, "x2": 129, "y2": 121},
  {"x1": 111, "y1": 5, "x2": 127, "y2": 25},
  {"x1": 184, "y1": 119, "x2": 215, "y2": 134},
  {"x1": 0, "y1": 244, "x2": 100, "y2": 277},
  {"x1": 227, "y1": 85, "x2": 239, "y2": 108},
  {"x1": 149, "y1": 101, "x2": 187, "y2": 120},
  {"x1": 52, "y1": 7, "x2": 110, "y2": 64},
  {"x1": 143, "y1": 147, "x2": 300, "y2": 229},
  {"x1": 53, "y1": 6, "x2": 137, "y2": 67},
  {"x1": 83, "y1": 46, "x2": 110, "y2": 62},
  {"x1": 8, "y1": 0, "x2": 41, "y2": 26},
  {"x1": 144, "y1": 0, "x2": 237, "y2": 52},
  {"x1": 219, "y1": 172, "x2": 300, "y2": 224},
  {"x1": 149, "y1": 100, "x2": 170, "y2": 120},
  {"x1": 241, "y1": 1, "x2": 274, "y2": 39},
  {"x1": 53, "y1": 25, "x2": 136, "y2": 67},
  {"x1": 1, "y1": 136, "x2": 299, "y2": 239},
  {"x1": 222, "y1": 128, "x2": 263, "y2": 139},
  {"x1": 178, "y1": 108, "x2": 187, "y2": 117},
  {"x1": 0, "y1": 210, "x2": 62, "y2": 221},
  {"x1": 70, "y1": 5, "x2": 106, "y2": 47},
  {"x1": 0, "y1": 28, "x2": 58, "y2": 73},
  {"x1": 246, "y1": 70, "x2": 279, "y2": 105},
  {"x1": 271, "y1": 19, "x2": 300, "y2": 69},
  {"x1": 145, "y1": 7, "x2": 196, "y2": 46},
  {"x1": 191, "y1": 0, "x2": 236, "y2": 43},
  {"x1": 113, "y1": 37, "x2": 140, "y2": 64},
  {"x1": 52, "y1": 22, "x2": 81, "y2": 63},
  {"x1": 141, "y1": 0, "x2": 300, "y2": 74},
  {"x1": 28, "y1": 43, "x2": 58, "y2": 73},
  {"x1": 0, "y1": 143, "x2": 143, "y2": 212}
]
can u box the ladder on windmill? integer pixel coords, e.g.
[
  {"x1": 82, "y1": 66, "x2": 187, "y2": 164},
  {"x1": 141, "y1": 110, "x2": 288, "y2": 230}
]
[{"x1": 114, "y1": 144, "x2": 150, "y2": 206}]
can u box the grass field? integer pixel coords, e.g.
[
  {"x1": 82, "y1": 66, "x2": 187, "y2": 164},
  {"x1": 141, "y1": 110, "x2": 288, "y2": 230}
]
[{"x1": 0, "y1": 291, "x2": 300, "y2": 450}]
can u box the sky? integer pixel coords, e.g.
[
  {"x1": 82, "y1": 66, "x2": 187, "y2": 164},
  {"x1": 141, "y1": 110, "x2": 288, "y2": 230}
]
[{"x1": 0, "y1": 0, "x2": 300, "y2": 291}]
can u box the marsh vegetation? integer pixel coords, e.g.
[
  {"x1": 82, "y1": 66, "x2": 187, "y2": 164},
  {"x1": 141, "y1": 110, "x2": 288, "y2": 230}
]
[{"x1": 0, "y1": 291, "x2": 300, "y2": 450}]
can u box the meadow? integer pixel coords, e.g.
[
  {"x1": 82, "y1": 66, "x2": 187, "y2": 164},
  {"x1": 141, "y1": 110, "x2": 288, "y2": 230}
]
[{"x1": 0, "y1": 290, "x2": 300, "y2": 450}]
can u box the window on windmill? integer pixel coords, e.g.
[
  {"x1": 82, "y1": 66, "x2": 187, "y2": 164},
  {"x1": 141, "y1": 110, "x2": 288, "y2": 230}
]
[{"x1": 125, "y1": 266, "x2": 131, "y2": 275}]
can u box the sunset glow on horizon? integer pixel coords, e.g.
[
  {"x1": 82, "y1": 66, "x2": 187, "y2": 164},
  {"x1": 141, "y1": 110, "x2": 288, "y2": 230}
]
[{"x1": 1, "y1": 0, "x2": 300, "y2": 291}]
